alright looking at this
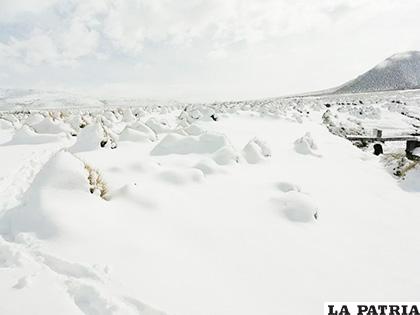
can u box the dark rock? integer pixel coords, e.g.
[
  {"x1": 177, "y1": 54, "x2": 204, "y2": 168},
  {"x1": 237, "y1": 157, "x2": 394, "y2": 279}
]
[{"x1": 373, "y1": 143, "x2": 383, "y2": 155}]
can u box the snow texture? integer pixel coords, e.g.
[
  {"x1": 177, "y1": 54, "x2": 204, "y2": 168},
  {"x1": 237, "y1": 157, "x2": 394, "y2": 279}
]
[{"x1": 1, "y1": 88, "x2": 420, "y2": 315}]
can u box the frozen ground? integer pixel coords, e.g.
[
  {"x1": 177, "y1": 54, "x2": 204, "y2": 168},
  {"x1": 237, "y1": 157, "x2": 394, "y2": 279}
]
[{"x1": 0, "y1": 89, "x2": 420, "y2": 315}]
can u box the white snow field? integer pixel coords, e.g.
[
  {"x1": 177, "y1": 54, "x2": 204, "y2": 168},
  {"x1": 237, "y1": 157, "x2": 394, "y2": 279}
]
[{"x1": 1, "y1": 90, "x2": 420, "y2": 315}]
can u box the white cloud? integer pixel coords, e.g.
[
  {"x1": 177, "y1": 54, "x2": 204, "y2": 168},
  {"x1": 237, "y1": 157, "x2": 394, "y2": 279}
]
[
  {"x1": 0, "y1": 0, "x2": 102, "y2": 66},
  {"x1": 1, "y1": 0, "x2": 350, "y2": 63},
  {"x1": 59, "y1": 18, "x2": 100, "y2": 60},
  {"x1": 0, "y1": 0, "x2": 58, "y2": 23},
  {"x1": 103, "y1": 1, "x2": 146, "y2": 55},
  {"x1": 0, "y1": 0, "x2": 420, "y2": 100},
  {"x1": 0, "y1": 30, "x2": 59, "y2": 66}
]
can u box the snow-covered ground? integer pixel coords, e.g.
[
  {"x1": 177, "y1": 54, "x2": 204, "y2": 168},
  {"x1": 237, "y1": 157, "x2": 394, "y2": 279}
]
[
  {"x1": 0, "y1": 88, "x2": 181, "y2": 112},
  {"x1": 0, "y1": 90, "x2": 420, "y2": 315}
]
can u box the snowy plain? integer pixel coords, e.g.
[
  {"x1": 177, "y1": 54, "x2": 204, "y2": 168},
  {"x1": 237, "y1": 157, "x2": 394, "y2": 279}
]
[{"x1": 0, "y1": 89, "x2": 420, "y2": 315}]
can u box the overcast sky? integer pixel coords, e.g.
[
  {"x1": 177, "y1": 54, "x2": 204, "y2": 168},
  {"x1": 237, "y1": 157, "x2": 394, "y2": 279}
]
[{"x1": 1, "y1": 0, "x2": 420, "y2": 101}]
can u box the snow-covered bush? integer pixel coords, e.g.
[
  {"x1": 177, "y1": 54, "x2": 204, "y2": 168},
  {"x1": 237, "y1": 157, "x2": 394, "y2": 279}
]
[
  {"x1": 382, "y1": 152, "x2": 419, "y2": 178},
  {"x1": 84, "y1": 164, "x2": 109, "y2": 200},
  {"x1": 242, "y1": 138, "x2": 272, "y2": 164}
]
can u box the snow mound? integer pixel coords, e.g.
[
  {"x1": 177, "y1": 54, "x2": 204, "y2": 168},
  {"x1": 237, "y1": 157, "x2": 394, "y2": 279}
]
[
  {"x1": 400, "y1": 165, "x2": 420, "y2": 192},
  {"x1": 25, "y1": 113, "x2": 45, "y2": 126},
  {"x1": 0, "y1": 118, "x2": 14, "y2": 129},
  {"x1": 69, "y1": 124, "x2": 105, "y2": 153},
  {"x1": 198, "y1": 107, "x2": 218, "y2": 121},
  {"x1": 129, "y1": 121, "x2": 156, "y2": 141},
  {"x1": 4, "y1": 125, "x2": 64, "y2": 145},
  {"x1": 183, "y1": 124, "x2": 205, "y2": 136},
  {"x1": 276, "y1": 182, "x2": 301, "y2": 193},
  {"x1": 66, "y1": 280, "x2": 166, "y2": 315},
  {"x1": 412, "y1": 147, "x2": 420, "y2": 157},
  {"x1": 194, "y1": 158, "x2": 227, "y2": 175},
  {"x1": 294, "y1": 132, "x2": 321, "y2": 157},
  {"x1": 212, "y1": 145, "x2": 241, "y2": 165},
  {"x1": 145, "y1": 117, "x2": 173, "y2": 134},
  {"x1": 151, "y1": 133, "x2": 228, "y2": 155},
  {"x1": 110, "y1": 184, "x2": 157, "y2": 209},
  {"x1": 275, "y1": 191, "x2": 318, "y2": 223},
  {"x1": 179, "y1": 105, "x2": 218, "y2": 123},
  {"x1": 1, "y1": 114, "x2": 20, "y2": 127},
  {"x1": 0, "y1": 235, "x2": 167, "y2": 315},
  {"x1": 121, "y1": 108, "x2": 136, "y2": 123},
  {"x1": 31, "y1": 117, "x2": 72, "y2": 135},
  {"x1": 102, "y1": 111, "x2": 120, "y2": 123},
  {"x1": 0, "y1": 151, "x2": 89, "y2": 239},
  {"x1": 157, "y1": 168, "x2": 204, "y2": 185},
  {"x1": 242, "y1": 138, "x2": 271, "y2": 164},
  {"x1": 119, "y1": 127, "x2": 151, "y2": 143},
  {"x1": 0, "y1": 236, "x2": 23, "y2": 267},
  {"x1": 67, "y1": 114, "x2": 84, "y2": 131}
]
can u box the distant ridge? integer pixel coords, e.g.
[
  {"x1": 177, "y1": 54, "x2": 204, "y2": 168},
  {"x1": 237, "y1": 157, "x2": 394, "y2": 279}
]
[
  {"x1": 0, "y1": 88, "x2": 181, "y2": 110},
  {"x1": 332, "y1": 51, "x2": 420, "y2": 94}
]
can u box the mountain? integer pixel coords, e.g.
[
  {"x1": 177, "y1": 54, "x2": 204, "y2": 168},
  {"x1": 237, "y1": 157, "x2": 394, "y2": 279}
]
[{"x1": 333, "y1": 51, "x2": 420, "y2": 94}]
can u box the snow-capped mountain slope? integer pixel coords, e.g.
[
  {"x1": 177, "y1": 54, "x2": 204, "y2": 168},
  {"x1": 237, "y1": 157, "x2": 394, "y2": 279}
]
[{"x1": 334, "y1": 51, "x2": 420, "y2": 94}]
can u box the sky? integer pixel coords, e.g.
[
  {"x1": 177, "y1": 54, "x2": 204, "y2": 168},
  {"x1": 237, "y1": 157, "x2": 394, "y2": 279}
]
[{"x1": 1, "y1": 0, "x2": 420, "y2": 102}]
